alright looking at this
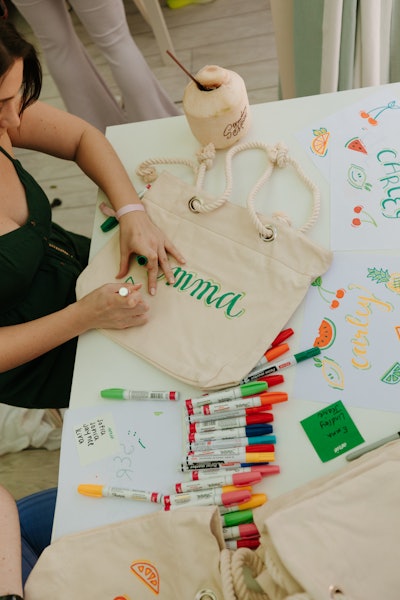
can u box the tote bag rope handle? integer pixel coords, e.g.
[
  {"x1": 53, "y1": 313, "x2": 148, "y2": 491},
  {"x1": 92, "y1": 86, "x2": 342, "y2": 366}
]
[{"x1": 136, "y1": 141, "x2": 320, "y2": 241}]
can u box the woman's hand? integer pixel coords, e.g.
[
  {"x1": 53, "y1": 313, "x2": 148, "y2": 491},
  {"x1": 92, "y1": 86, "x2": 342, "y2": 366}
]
[
  {"x1": 77, "y1": 282, "x2": 149, "y2": 331},
  {"x1": 116, "y1": 211, "x2": 186, "y2": 296}
]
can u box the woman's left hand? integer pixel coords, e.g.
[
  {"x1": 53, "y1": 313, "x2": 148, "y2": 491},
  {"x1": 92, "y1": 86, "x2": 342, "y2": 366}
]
[{"x1": 116, "y1": 211, "x2": 186, "y2": 296}]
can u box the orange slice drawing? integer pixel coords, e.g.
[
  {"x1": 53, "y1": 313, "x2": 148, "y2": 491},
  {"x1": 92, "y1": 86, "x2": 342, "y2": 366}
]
[
  {"x1": 311, "y1": 128, "x2": 330, "y2": 157},
  {"x1": 130, "y1": 560, "x2": 160, "y2": 595}
]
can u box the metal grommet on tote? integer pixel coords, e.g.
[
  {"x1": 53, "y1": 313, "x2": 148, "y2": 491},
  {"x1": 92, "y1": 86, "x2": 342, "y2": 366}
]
[
  {"x1": 328, "y1": 585, "x2": 344, "y2": 598},
  {"x1": 194, "y1": 589, "x2": 219, "y2": 600},
  {"x1": 259, "y1": 225, "x2": 277, "y2": 242},
  {"x1": 188, "y1": 196, "x2": 202, "y2": 213}
]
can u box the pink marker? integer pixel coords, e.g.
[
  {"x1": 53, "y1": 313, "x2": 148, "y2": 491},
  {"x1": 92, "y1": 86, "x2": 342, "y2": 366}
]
[
  {"x1": 163, "y1": 489, "x2": 250, "y2": 510},
  {"x1": 175, "y1": 471, "x2": 262, "y2": 493},
  {"x1": 222, "y1": 523, "x2": 259, "y2": 540},
  {"x1": 190, "y1": 464, "x2": 280, "y2": 480}
]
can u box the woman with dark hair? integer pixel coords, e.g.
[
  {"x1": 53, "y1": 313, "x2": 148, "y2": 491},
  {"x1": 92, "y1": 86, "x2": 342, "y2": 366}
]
[{"x1": 0, "y1": 20, "x2": 185, "y2": 410}]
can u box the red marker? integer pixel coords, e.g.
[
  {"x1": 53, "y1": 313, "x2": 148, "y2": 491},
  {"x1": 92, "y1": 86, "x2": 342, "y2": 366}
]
[
  {"x1": 225, "y1": 537, "x2": 260, "y2": 550},
  {"x1": 189, "y1": 412, "x2": 274, "y2": 434},
  {"x1": 222, "y1": 523, "x2": 259, "y2": 540},
  {"x1": 270, "y1": 327, "x2": 294, "y2": 347}
]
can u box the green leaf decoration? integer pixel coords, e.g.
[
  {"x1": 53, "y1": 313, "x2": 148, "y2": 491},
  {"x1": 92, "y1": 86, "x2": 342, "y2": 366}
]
[
  {"x1": 367, "y1": 267, "x2": 390, "y2": 283},
  {"x1": 312, "y1": 276, "x2": 322, "y2": 287}
]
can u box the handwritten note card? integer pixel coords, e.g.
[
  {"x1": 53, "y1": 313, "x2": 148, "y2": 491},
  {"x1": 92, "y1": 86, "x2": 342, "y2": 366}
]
[
  {"x1": 52, "y1": 401, "x2": 183, "y2": 541},
  {"x1": 301, "y1": 401, "x2": 364, "y2": 462}
]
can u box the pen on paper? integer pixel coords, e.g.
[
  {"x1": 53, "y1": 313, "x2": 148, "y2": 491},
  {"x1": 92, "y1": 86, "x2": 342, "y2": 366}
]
[{"x1": 345, "y1": 431, "x2": 400, "y2": 461}]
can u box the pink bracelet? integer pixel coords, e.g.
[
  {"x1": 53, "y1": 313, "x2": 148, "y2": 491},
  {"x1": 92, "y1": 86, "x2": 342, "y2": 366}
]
[{"x1": 115, "y1": 204, "x2": 146, "y2": 220}]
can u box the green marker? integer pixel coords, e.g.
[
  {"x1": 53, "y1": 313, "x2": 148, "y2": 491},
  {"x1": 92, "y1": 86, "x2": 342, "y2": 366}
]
[
  {"x1": 100, "y1": 216, "x2": 118, "y2": 232},
  {"x1": 221, "y1": 508, "x2": 254, "y2": 527},
  {"x1": 101, "y1": 388, "x2": 179, "y2": 400},
  {"x1": 242, "y1": 346, "x2": 321, "y2": 383},
  {"x1": 187, "y1": 381, "x2": 267, "y2": 409}
]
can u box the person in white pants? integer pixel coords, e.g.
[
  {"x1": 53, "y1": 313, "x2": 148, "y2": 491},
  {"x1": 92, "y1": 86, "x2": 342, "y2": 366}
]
[{"x1": 12, "y1": 0, "x2": 180, "y2": 131}]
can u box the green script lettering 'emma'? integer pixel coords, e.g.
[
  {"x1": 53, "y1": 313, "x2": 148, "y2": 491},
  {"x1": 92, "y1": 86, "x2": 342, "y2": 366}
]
[{"x1": 157, "y1": 266, "x2": 246, "y2": 319}]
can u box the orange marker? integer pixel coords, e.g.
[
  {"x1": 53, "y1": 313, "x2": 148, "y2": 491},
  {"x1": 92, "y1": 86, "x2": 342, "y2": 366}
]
[{"x1": 253, "y1": 343, "x2": 290, "y2": 370}]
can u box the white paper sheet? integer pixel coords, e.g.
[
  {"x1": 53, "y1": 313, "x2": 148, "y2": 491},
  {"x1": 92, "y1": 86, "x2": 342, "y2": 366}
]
[
  {"x1": 295, "y1": 252, "x2": 400, "y2": 412},
  {"x1": 52, "y1": 401, "x2": 183, "y2": 540}
]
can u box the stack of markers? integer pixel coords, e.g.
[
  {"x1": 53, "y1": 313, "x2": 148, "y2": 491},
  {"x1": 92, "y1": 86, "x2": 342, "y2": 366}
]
[{"x1": 178, "y1": 376, "x2": 288, "y2": 549}]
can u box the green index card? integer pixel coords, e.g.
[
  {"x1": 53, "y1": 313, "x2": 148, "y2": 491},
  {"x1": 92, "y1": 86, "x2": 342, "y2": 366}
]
[{"x1": 300, "y1": 400, "x2": 364, "y2": 462}]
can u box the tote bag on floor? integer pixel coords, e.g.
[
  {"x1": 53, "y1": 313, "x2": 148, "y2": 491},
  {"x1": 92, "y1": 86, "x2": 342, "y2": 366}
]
[{"x1": 76, "y1": 141, "x2": 332, "y2": 389}]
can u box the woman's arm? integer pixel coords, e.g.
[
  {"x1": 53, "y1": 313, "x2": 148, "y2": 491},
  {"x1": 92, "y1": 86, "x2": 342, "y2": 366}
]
[
  {"x1": 0, "y1": 283, "x2": 148, "y2": 372},
  {"x1": 0, "y1": 486, "x2": 23, "y2": 597},
  {"x1": 9, "y1": 102, "x2": 185, "y2": 294}
]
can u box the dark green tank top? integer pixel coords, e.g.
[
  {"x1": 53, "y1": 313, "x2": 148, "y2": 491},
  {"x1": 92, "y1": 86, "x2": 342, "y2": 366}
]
[{"x1": 0, "y1": 146, "x2": 90, "y2": 408}]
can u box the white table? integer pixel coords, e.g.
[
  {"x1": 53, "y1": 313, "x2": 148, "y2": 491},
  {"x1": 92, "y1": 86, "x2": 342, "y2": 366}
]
[{"x1": 53, "y1": 82, "x2": 400, "y2": 539}]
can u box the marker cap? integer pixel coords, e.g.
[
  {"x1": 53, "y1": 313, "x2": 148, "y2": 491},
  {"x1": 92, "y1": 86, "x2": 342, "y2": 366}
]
[
  {"x1": 246, "y1": 413, "x2": 274, "y2": 425},
  {"x1": 237, "y1": 493, "x2": 267, "y2": 510},
  {"x1": 221, "y1": 508, "x2": 254, "y2": 527},
  {"x1": 77, "y1": 484, "x2": 103, "y2": 498},
  {"x1": 264, "y1": 343, "x2": 289, "y2": 362},
  {"x1": 270, "y1": 328, "x2": 294, "y2": 347},
  {"x1": 257, "y1": 374, "x2": 284, "y2": 387},
  {"x1": 252, "y1": 465, "x2": 280, "y2": 476},
  {"x1": 294, "y1": 346, "x2": 321, "y2": 362},
  {"x1": 239, "y1": 381, "x2": 268, "y2": 396},
  {"x1": 259, "y1": 392, "x2": 288, "y2": 405},
  {"x1": 101, "y1": 388, "x2": 125, "y2": 400}
]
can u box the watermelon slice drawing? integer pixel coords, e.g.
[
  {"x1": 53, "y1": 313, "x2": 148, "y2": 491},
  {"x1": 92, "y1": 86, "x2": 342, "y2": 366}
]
[
  {"x1": 313, "y1": 317, "x2": 336, "y2": 350},
  {"x1": 345, "y1": 137, "x2": 367, "y2": 154}
]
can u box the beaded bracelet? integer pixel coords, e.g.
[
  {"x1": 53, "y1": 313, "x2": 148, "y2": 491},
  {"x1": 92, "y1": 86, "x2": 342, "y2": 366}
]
[{"x1": 115, "y1": 204, "x2": 145, "y2": 220}]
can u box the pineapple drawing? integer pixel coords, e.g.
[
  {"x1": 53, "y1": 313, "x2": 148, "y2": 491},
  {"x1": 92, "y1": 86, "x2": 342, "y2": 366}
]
[{"x1": 367, "y1": 267, "x2": 400, "y2": 294}]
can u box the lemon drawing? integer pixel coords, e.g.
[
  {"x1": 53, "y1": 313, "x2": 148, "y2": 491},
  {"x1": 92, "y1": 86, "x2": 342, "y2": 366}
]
[
  {"x1": 314, "y1": 355, "x2": 345, "y2": 390},
  {"x1": 381, "y1": 362, "x2": 400, "y2": 384},
  {"x1": 310, "y1": 127, "x2": 330, "y2": 157},
  {"x1": 367, "y1": 267, "x2": 400, "y2": 294}
]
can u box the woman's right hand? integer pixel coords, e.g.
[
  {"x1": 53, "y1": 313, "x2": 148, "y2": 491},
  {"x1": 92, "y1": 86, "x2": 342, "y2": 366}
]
[{"x1": 77, "y1": 282, "x2": 149, "y2": 331}]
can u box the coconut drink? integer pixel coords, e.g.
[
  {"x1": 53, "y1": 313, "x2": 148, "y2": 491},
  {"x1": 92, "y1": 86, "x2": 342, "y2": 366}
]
[{"x1": 182, "y1": 64, "x2": 251, "y2": 149}]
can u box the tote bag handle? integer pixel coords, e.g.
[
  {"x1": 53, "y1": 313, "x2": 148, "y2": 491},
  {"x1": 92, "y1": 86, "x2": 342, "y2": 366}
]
[{"x1": 136, "y1": 141, "x2": 321, "y2": 241}]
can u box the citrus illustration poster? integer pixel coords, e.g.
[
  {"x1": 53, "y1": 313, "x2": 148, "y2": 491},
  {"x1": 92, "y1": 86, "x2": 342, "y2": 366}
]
[
  {"x1": 296, "y1": 89, "x2": 400, "y2": 251},
  {"x1": 294, "y1": 252, "x2": 400, "y2": 412}
]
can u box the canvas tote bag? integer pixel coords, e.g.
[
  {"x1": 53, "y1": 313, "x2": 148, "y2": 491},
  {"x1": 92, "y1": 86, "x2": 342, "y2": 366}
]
[
  {"x1": 248, "y1": 440, "x2": 400, "y2": 600},
  {"x1": 76, "y1": 141, "x2": 332, "y2": 389}
]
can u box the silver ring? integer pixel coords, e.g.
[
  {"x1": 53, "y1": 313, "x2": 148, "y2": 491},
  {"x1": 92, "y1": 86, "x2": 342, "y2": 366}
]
[
  {"x1": 118, "y1": 286, "x2": 129, "y2": 297},
  {"x1": 194, "y1": 590, "x2": 218, "y2": 600},
  {"x1": 259, "y1": 225, "x2": 277, "y2": 242}
]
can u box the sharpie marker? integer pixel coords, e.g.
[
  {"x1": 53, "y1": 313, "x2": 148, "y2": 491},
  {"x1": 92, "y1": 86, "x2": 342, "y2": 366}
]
[
  {"x1": 188, "y1": 434, "x2": 277, "y2": 451},
  {"x1": 100, "y1": 388, "x2": 179, "y2": 401},
  {"x1": 186, "y1": 405, "x2": 273, "y2": 424},
  {"x1": 185, "y1": 451, "x2": 275, "y2": 465},
  {"x1": 219, "y1": 493, "x2": 267, "y2": 514},
  {"x1": 190, "y1": 464, "x2": 280, "y2": 480},
  {"x1": 179, "y1": 459, "x2": 272, "y2": 472},
  {"x1": 256, "y1": 374, "x2": 285, "y2": 387},
  {"x1": 163, "y1": 488, "x2": 250, "y2": 509},
  {"x1": 189, "y1": 413, "x2": 273, "y2": 434},
  {"x1": 252, "y1": 343, "x2": 290, "y2": 370},
  {"x1": 175, "y1": 472, "x2": 262, "y2": 493},
  {"x1": 186, "y1": 381, "x2": 267, "y2": 410},
  {"x1": 77, "y1": 484, "x2": 162, "y2": 503},
  {"x1": 187, "y1": 392, "x2": 287, "y2": 417},
  {"x1": 188, "y1": 424, "x2": 273, "y2": 442},
  {"x1": 187, "y1": 445, "x2": 275, "y2": 459},
  {"x1": 223, "y1": 522, "x2": 259, "y2": 540},
  {"x1": 241, "y1": 346, "x2": 321, "y2": 383},
  {"x1": 225, "y1": 538, "x2": 260, "y2": 550}
]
